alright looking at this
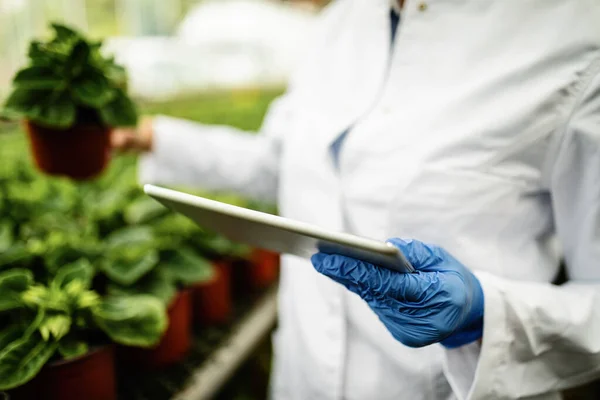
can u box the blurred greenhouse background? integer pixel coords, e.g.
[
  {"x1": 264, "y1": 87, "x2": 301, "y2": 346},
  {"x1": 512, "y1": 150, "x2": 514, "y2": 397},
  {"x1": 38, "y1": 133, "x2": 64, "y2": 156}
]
[{"x1": 0, "y1": 0, "x2": 323, "y2": 100}]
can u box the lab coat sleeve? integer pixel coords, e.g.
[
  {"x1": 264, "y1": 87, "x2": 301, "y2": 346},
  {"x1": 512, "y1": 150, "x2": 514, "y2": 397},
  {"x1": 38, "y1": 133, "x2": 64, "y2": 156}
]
[
  {"x1": 443, "y1": 67, "x2": 600, "y2": 399},
  {"x1": 138, "y1": 95, "x2": 292, "y2": 203}
]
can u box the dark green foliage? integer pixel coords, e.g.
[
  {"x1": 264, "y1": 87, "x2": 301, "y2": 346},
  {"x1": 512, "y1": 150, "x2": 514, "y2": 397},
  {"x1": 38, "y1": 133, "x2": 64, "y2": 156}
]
[
  {"x1": 0, "y1": 265, "x2": 167, "y2": 390},
  {"x1": 0, "y1": 88, "x2": 282, "y2": 390},
  {"x1": 0, "y1": 149, "x2": 219, "y2": 294},
  {"x1": 2, "y1": 23, "x2": 137, "y2": 129}
]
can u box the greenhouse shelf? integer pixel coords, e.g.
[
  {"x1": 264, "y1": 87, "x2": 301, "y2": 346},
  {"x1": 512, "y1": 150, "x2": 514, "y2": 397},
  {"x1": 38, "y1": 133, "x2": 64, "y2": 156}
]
[
  {"x1": 174, "y1": 286, "x2": 278, "y2": 400},
  {"x1": 117, "y1": 286, "x2": 278, "y2": 400}
]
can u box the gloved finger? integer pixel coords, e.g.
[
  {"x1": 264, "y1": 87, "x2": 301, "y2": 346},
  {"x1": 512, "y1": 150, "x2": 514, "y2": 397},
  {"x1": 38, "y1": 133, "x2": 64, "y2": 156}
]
[
  {"x1": 312, "y1": 252, "x2": 392, "y2": 290},
  {"x1": 386, "y1": 238, "x2": 444, "y2": 270},
  {"x1": 311, "y1": 252, "x2": 430, "y2": 302},
  {"x1": 311, "y1": 253, "x2": 366, "y2": 295}
]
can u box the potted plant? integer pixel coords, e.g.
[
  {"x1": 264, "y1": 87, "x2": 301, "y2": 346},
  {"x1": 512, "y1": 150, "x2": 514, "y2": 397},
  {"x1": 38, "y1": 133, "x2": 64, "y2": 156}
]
[
  {"x1": 103, "y1": 215, "x2": 215, "y2": 368},
  {"x1": 172, "y1": 233, "x2": 235, "y2": 326},
  {"x1": 0, "y1": 262, "x2": 167, "y2": 400},
  {"x1": 1, "y1": 23, "x2": 137, "y2": 180},
  {"x1": 124, "y1": 196, "x2": 234, "y2": 327},
  {"x1": 0, "y1": 160, "x2": 185, "y2": 373}
]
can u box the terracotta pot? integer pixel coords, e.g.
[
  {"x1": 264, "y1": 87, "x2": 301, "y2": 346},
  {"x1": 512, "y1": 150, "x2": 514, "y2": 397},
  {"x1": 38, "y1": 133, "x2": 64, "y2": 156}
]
[
  {"x1": 10, "y1": 345, "x2": 116, "y2": 400},
  {"x1": 192, "y1": 262, "x2": 232, "y2": 326},
  {"x1": 249, "y1": 249, "x2": 280, "y2": 289},
  {"x1": 119, "y1": 290, "x2": 192, "y2": 369},
  {"x1": 25, "y1": 121, "x2": 110, "y2": 180}
]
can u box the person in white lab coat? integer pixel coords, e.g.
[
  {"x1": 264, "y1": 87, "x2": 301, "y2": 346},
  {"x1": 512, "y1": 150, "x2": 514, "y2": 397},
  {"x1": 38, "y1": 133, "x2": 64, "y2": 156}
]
[{"x1": 113, "y1": 0, "x2": 600, "y2": 398}]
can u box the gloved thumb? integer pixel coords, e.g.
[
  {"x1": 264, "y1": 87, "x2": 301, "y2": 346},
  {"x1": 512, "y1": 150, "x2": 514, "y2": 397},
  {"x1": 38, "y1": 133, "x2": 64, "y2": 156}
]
[{"x1": 386, "y1": 238, "x2": 444, "y2": 270}]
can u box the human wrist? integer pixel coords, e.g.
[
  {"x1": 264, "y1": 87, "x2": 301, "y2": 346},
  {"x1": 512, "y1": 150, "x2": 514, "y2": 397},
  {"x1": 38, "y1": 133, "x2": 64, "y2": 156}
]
[{"x1": 137, "y1": 116, "x2": 154, "y2": 151}]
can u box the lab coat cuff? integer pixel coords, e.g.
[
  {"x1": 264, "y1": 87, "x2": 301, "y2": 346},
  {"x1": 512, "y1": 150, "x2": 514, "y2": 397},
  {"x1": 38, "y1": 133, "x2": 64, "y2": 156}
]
[
  {"x1": 138, "y1": 115, "x2": 206, "y2": 184},
  {"x1": 443, "y1": 271, "x2": 510, "y2": 399}
]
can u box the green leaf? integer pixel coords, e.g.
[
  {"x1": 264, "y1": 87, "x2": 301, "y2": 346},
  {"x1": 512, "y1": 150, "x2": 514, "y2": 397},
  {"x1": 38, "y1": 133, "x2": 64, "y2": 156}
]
[
  {"x1": 160, "y1": 248, "x2": 215, "y2": 285},
  {"x1": 39, "y1": 315, "x2": 71, "y2": 341},
  {"x1": 58, "y1": 338, "x2": 88, "y2": 360},
  {"x1": 22, "y1": 286, "x2": 53, "y2": 310},
  {"x1": 89, "y1": 40, "x2": 103, "y2": 53},
  {"x1": 106, "y1": 63, "x2": 127, "y2": 88},
  {"x1": 89, "y1": 189, "x2": 129, "y2": 222},
  {"x1": 2, "y1": 88, "x2": 41, "y2": 118},
  {"x1": 51, "y1": 23, "x2": 81, "y2": 42},
  {"x1": 28, "y1": 41, "x2": 51, "y2": 65},
  {"x1": 24, "y1": 310, "x2": 46, "y2": 339},
  {"x1": 31, "y1": 93, "x2": 76, "y2": 129},
  {"x1": 108, "y1": 269, "x2": 177, "y2": 305},
  {"x1": 141, "y1": 270, "x2": 177, "y2": 305},
  {"x1": 0, "y1": 325, "x2": 25, "y2": 352},
  {"x1": 12, "y1": 66, "x2": 63, "y2": 90},
  {"x1": 0, "y1": 333, "x2": 57, "y2": 390},
  {"x1": 0, "y1": 244, "x2": 33, "y2": 269},
  {"x1": 93, "y1": 295, "x2": 167, "y2": 347},
  {"x1": 160, "y1": 214, "x2": 200, "y2": 236},
  {"x1": 28, "y1": 41, "x2": 68, "y2": 68},
  {"x1": 31, "y1": 235, "x2": 99, "y2": 276},
  {"x1": 101, "y1": 251, "x2": 158, "y2": 286},
  {"x1": 105, "y1": 225, "x2": 155, "y2": 249},
  {"x1": 72, "y1": 287, "x2": 100, "y2": 309},
  {"x1": 65, "y1": 40, "x2": 90, "y2": 78},
  {"x1": 0, "y1": 105, "x2": 22, "y2": 121},
  {"x1": 0, "y1": 221, "x2": 14, "y2": 252},
  {"x1": 102, "y1": 226, "x2": 158, "y2": 285},
  {"x1": 99, "y1": 88, "x2": 138, "y2": 127},
  {"x1": 52, "y1": 258, "x2": 94, "y2": 290},
  {"x1": 72, "y1": 70, "x2": 115, "y2": 107},
  {"x1": 125, "y1": 197, "x2": 168, "y2": 225},
  {"x1": 0, "y1": 269, "x2": 33, "y2": 311}
]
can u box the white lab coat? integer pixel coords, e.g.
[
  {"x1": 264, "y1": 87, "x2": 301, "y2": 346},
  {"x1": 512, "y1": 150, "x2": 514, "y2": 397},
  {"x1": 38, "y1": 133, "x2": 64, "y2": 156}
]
[{"x1": 138, "y1": 0, "x2": 600, "y2": 398}]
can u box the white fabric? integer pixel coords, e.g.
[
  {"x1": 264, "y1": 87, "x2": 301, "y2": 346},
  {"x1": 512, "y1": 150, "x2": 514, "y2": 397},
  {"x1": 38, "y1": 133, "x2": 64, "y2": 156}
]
[{"x1": 139, "y1": 0, "x2": 600, "y2": 398}]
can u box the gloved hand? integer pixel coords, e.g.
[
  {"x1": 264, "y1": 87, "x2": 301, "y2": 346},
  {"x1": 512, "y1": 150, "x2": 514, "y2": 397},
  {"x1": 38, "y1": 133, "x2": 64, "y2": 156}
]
[{"x1": 311, "y1": 238, "x2": 484, "y2": 348}]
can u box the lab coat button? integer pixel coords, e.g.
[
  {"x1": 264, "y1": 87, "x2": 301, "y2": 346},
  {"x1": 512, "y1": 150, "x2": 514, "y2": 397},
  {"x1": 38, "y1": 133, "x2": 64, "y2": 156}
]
[{"x1": 418, "y1": 2, "x2": 428, "y2": 12}]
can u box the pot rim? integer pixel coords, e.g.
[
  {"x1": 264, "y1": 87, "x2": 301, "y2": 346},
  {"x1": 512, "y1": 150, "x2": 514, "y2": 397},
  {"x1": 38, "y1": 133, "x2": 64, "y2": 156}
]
[{"x1": 47, "y1": 344, "x2": 115, "y2": 368}]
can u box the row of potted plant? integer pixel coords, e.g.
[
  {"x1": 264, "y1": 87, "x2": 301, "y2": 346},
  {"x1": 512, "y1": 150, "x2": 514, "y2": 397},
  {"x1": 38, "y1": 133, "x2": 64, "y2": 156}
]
[
  {"x1": 0, "y1": 138, "x2": 279, "y2": 399},
  {"x1": 0, "y1": 23, "x2": 279, "y2": 399}
]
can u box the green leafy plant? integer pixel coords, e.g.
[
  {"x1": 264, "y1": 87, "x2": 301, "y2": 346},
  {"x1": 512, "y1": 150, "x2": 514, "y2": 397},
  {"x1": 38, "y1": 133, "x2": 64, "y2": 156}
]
[
  {"x1": 0, "y1": 89, "x2": 281, "y2": 392},
  {"x1": 0, "y1": 262, "x2": 166, "y2": 390},
  {"x1": 0, "y1": 148, "x2": 219, "y2": 307},
  {"x1": 104, "y1": 205, "x2": 216, "y2": 305},
  {"x1": 1, "y1": 23, "x2": 137, "y2": 129}
]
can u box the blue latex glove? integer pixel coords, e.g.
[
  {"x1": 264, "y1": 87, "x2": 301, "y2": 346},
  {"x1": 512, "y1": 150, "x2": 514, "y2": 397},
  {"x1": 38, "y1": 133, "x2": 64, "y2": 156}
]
[{"x1": 311, "y1": 238, "x2": 484, "y2": 348}]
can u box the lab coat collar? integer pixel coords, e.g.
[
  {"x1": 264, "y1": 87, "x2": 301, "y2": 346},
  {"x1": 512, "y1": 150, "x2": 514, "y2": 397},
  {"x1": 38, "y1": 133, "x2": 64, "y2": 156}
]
[{"x1": 322, "y1": 0, "x2": 393, "y2": 168}]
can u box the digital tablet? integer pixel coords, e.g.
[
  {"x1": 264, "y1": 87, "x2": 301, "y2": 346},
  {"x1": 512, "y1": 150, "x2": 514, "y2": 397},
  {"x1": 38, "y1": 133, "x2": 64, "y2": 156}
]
[{"x1": 144, "y1": 185, "x2": 415, "y2": 273}]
